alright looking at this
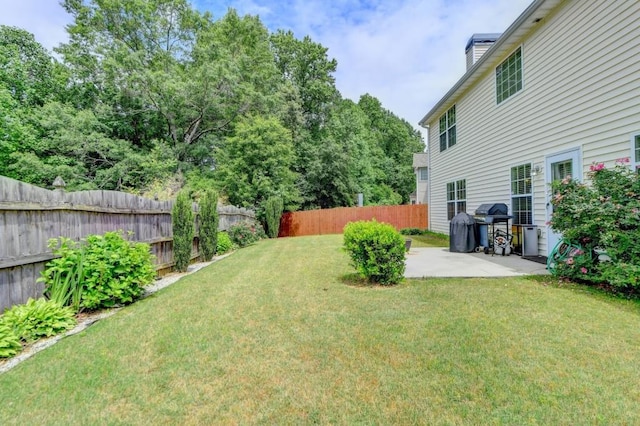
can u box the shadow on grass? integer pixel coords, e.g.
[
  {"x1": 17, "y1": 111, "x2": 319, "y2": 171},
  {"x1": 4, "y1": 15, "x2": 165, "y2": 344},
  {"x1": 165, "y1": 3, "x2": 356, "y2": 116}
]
[
  {"x1": 339, "y1": 273, "x2": 403, "y2": 289},
  {"x1": 524, "y1": 275, "x2": 640, "y2": 314}
]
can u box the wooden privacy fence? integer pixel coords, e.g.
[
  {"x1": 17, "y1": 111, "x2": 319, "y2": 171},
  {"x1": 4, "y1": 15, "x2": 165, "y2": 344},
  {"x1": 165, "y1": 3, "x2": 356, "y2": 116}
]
[
  {"x1": 0, "y1": 176, "x2": 255, "y2": 312},
  {"x1": 278, "y1": 204, "x2": 428, "y2": 237}
]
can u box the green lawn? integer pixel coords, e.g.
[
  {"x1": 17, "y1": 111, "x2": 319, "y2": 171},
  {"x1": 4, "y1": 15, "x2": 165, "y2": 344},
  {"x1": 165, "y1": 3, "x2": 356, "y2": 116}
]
[{"x1": 1, "y1": 235, "x2": 640, "y2": 424}]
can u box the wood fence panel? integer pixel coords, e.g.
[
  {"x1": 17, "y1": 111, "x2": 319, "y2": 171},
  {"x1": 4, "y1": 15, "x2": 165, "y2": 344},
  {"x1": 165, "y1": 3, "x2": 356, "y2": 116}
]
[
  {"x1": 278, "y1": 204, "x2": 428, "y2": 237},
  {"x1": 0, "y1": 176, "x2": 256, "y2": 312}
]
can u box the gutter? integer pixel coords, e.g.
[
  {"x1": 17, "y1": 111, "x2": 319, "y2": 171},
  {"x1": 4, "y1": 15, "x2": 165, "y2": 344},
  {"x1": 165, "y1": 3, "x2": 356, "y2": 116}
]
[{"x1": 418, "y1": 0, "x2": 551, "y2": 127}]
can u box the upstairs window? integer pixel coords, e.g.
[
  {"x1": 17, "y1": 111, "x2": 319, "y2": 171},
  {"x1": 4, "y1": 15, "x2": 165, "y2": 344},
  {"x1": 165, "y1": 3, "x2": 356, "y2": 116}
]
[
  {"x1": 496, "y1": 47, "x2": 522, "y2": 104},
  {"x1": 419, "y1": 167, "x2": 428, "y2": 181},
  {"x1": 439, "y1": 105, "x2": 456, "y2": 152},
  {"x1": 446, "y1": 179, "x2": 466, "y2": 220}
]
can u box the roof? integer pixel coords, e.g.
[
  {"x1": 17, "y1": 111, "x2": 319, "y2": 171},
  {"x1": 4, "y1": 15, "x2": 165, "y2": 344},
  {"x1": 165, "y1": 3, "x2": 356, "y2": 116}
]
[
  {"x1": 465, "y1": 33, "x2": 502, "y2": 52},
  {"x1": 413, "y1": 152, "x2": 428, "y2": 168},
  {"x1": 418, "y1": 0, "x2": 564, "y2": 128}
]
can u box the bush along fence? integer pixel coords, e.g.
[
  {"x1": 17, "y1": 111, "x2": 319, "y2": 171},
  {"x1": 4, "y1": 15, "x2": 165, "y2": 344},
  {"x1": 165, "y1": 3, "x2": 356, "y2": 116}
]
[{"x1": 0, "y1": 176, "x2": 255, "y2": 312}]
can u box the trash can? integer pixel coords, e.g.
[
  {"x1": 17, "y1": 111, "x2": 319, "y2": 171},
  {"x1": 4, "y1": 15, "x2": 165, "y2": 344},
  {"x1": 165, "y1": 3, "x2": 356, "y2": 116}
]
[
  {"x1": 522, "y1": 225, "x2": 539, "y2": 257},
  {"x1": 477, "y1": 223, "x2": 488, "y2": 247}
]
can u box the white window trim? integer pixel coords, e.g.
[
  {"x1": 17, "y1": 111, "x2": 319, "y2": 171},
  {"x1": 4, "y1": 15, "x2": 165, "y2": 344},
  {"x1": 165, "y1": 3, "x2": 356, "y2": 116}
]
[
  {"x1": 419, "y1": 167, "x2": 428, "y2": 181},
  {"x1": 495, "y1": 45, "x2": 524, "y2": 106},
  {"x1": 631, "y1": 133, "x2": 640, "y2": 172},
  {"x1": 446, "y1": 179, "x2": 466, "y2": 220},
  {"x1": 510, "y1": 162, "x2": 534, "y2": 225}
]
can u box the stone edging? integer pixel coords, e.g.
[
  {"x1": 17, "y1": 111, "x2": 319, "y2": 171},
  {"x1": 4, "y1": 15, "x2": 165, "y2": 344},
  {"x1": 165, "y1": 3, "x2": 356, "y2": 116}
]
[{"x1": 0, "y1": 252, "x2": 233, "y2": 375}]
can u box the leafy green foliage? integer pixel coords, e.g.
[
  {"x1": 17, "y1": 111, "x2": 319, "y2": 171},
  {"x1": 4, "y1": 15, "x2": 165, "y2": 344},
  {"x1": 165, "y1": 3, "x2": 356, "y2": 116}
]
[
  {"x1": 215, "y1": 116, "x2": 300, "y2": 211},
  {"x1": 343, "y1": 220, "x2": 406, "y2": 285},
  {"x1": 228, "y1": 221, "x2": 265, "y2": 248},
  {"x1": 172, "y1": 191, "x2": 195, "y2": 272},
  {"x1": 41, "y1": 232, "x2": 155, "y2": 311},
  {"x1": 550, "y1": 162, "x2": 640, "y2": 292},
  {"x1": 0, "y1": 322, "x2": 22, "y2": 358},
  {"x1": 40, "y1": 238, "x2": 85, "y2": 312},
  {"x1": 264, "y1": 197, "x2": 284, "y2": 238},
  {"x1": 400, "y1": 228, "x2": 428, "y2": 235},
  {"x1": 2, "y1": 4, "x2": 425, "y2": 210},
  {"x1": 216, "y1": 232, "x2": 234, "y2": 254},
  {"x1": 0, "y1": 298, "x2": 76, "y2": 343},
  {"x1": 199, "y1": 189, "x2": 219, "y2": 261}
]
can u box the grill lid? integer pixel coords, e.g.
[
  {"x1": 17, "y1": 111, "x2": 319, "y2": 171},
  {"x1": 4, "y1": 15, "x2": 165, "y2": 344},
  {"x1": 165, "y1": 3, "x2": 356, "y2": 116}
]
[{"x1": 475, "y1": 203, "x2": 508, "y2": 216}]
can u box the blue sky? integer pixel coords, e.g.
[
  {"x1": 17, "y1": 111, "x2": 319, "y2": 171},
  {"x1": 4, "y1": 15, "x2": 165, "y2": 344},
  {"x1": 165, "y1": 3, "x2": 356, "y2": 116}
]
[{"x1": 0, "y1": 0, "x2": 531, "y2": 137}]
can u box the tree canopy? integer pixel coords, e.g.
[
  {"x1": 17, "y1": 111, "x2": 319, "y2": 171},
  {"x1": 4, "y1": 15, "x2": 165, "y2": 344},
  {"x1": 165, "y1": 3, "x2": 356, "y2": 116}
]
[{"x1": 0, "y1": 1, "x2": 425, "y2": 212}]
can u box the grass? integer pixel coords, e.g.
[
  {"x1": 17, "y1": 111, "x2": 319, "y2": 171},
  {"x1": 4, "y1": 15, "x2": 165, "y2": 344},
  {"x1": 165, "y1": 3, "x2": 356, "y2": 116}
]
[
  {"x1": 1, "y1": 235, "x2": 640, "y2": 424},
  {"x1": 405, "y1": 230, "x2": 449, "y2": 247}
]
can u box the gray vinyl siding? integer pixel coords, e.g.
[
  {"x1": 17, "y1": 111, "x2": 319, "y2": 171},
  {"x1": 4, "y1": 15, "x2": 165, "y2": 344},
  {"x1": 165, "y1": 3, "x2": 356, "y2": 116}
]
[{"x1": 427, "y1": 0, "x2": 640, "y2": 255}]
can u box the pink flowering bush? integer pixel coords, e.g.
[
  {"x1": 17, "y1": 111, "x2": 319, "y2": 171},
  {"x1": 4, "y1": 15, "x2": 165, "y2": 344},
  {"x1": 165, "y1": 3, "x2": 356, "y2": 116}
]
[
  {"x1": 228, "y1": 220, "x2": 266, "y2": 248},
  {"x1": 550, "y1": 160, "x2": 640, "y2": 293}
]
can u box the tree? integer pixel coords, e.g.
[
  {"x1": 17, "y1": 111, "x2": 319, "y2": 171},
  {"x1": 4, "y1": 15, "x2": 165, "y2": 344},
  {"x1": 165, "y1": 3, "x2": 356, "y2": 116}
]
[
  {"x1": 358, "y1": 94, "x2": 425, "y2": 204},
  {"x1": 215, "y1": 116, "x2": 299, "y2": 214},
  {"x1": 0, "y1": 26, "x2": 59, "y2": 107}
]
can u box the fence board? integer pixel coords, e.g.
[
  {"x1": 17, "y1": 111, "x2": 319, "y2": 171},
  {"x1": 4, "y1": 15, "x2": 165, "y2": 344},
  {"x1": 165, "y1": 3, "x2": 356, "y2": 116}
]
[
  {"x1": 278, "y1": 204, "x2": 428, "y2": 237},
  {"x1": 0, "y1": 176, "x2": 256, "y2": 312}
]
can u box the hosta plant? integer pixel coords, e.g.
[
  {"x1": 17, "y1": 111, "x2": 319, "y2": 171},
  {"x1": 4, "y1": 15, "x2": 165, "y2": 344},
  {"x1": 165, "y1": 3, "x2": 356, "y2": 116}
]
[
  {"x1": 0, "y1": 298, "x2": 76, "y2": 343},
  {"x1": 0, "y1": 322, "x2": 22, "y2": 358}
]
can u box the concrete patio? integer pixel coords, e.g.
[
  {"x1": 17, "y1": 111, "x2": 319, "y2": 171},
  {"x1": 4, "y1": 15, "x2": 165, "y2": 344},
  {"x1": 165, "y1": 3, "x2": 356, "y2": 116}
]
[{"x1": 405, "y1": 247, "x2": 549, "y2": 278}]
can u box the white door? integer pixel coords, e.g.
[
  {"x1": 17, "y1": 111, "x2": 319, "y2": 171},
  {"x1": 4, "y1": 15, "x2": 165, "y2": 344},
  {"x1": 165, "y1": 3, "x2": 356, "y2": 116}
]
[{"x1": 545, "y1": 148, "x2": 581, "y2": 254}]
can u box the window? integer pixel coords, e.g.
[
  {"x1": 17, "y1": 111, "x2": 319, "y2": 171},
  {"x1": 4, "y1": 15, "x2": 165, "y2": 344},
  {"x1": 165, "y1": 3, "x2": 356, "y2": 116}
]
[
  {"x1": 496, "y1": 47, "x2": 522, "y2": 104},
  {"x1": 446, "y1": 179, "x2": 466, "y2": 220},
  {"x1": 511, "y1": 164, "x2": 532, "y2": 225},
  {"x1": 634, "y1": 134, "x2": 640, "y2": 173},
  {"x1": 419, "y1": 167, "x2": 428, "y2": 181},
  {"x1": 439, "y1": 105, "x2": 456, "y2": 152}
]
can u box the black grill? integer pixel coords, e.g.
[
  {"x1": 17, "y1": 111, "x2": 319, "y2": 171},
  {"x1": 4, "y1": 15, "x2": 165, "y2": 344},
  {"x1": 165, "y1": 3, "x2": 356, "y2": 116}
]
[{"x1": 474, "y1": 203, "x2": 511, "y2": 224}]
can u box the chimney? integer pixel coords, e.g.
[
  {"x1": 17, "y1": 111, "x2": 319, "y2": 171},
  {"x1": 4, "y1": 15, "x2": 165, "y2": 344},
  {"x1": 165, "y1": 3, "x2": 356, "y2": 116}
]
[{"x1": 465, "y1": 33, "x2": 501, "y2": 70}]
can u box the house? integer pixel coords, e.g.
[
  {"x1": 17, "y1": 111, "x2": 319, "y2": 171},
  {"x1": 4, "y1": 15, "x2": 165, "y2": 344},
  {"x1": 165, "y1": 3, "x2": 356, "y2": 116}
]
[
  {"x1": 418, "y1": 0, "x2": 640, "y2": 256},
  {"x1": 411, "y1": 152, "x2": 428, "y2": 205}
]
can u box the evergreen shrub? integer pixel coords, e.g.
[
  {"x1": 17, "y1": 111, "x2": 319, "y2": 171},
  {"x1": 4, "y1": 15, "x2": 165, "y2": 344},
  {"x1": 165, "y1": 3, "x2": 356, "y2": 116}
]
[
  {"x1": 172, "y1": 190, "x2": 194, "y2": 272},
  {"x1": 199, "y1": 189, "x2": 219, "y2": 261},
  {"x1": 264, "y1": 197, "x2": 284, "y2": 238},
  {"x1": 343, "y1": 220, "x2": 406, "y2": 285}
]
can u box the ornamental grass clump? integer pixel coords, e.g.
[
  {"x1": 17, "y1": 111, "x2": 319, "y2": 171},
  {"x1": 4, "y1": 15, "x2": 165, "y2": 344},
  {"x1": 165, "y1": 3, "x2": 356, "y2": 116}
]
[
  {"x1": 550, "y1": 160, "x2": 640, "y2": 292},
  {"x1": 343, "y1": 219, "x2": 406, "y2": 285}
]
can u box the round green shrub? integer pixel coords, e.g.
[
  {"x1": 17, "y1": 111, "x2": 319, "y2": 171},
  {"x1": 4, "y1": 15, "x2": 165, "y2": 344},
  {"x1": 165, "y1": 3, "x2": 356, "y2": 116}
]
[
  {"x1": 199, "y1": 189, "x2": 219, "y2": 261},
  {"x1": 343, "y1": 220, "x2": 406, "y2": 285},
  {"x1": 216, "y1": 232, "x2": 234, "y2": 254},
  {"x1": 172, "y1": 190, "x2": 195, "y2": 272}
]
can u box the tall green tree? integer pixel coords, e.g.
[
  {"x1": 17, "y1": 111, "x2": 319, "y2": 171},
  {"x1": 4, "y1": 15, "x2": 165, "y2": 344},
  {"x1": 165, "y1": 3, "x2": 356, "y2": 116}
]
[
  {"x1": 358, "y1": 94, "x2": 425, "y2": 204},
  {"x1": 215, "y1": 116, "x2": 299, "y2": 214}
]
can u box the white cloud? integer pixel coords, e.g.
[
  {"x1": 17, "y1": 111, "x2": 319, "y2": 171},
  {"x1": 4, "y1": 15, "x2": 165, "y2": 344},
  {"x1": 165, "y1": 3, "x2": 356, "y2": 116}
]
[
  {"x1": 0, "y1": 0, "x2": 71, "y2": 53},
  {"x1": 0, "y1": 0, "x2": 533, "y2": 137}
]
